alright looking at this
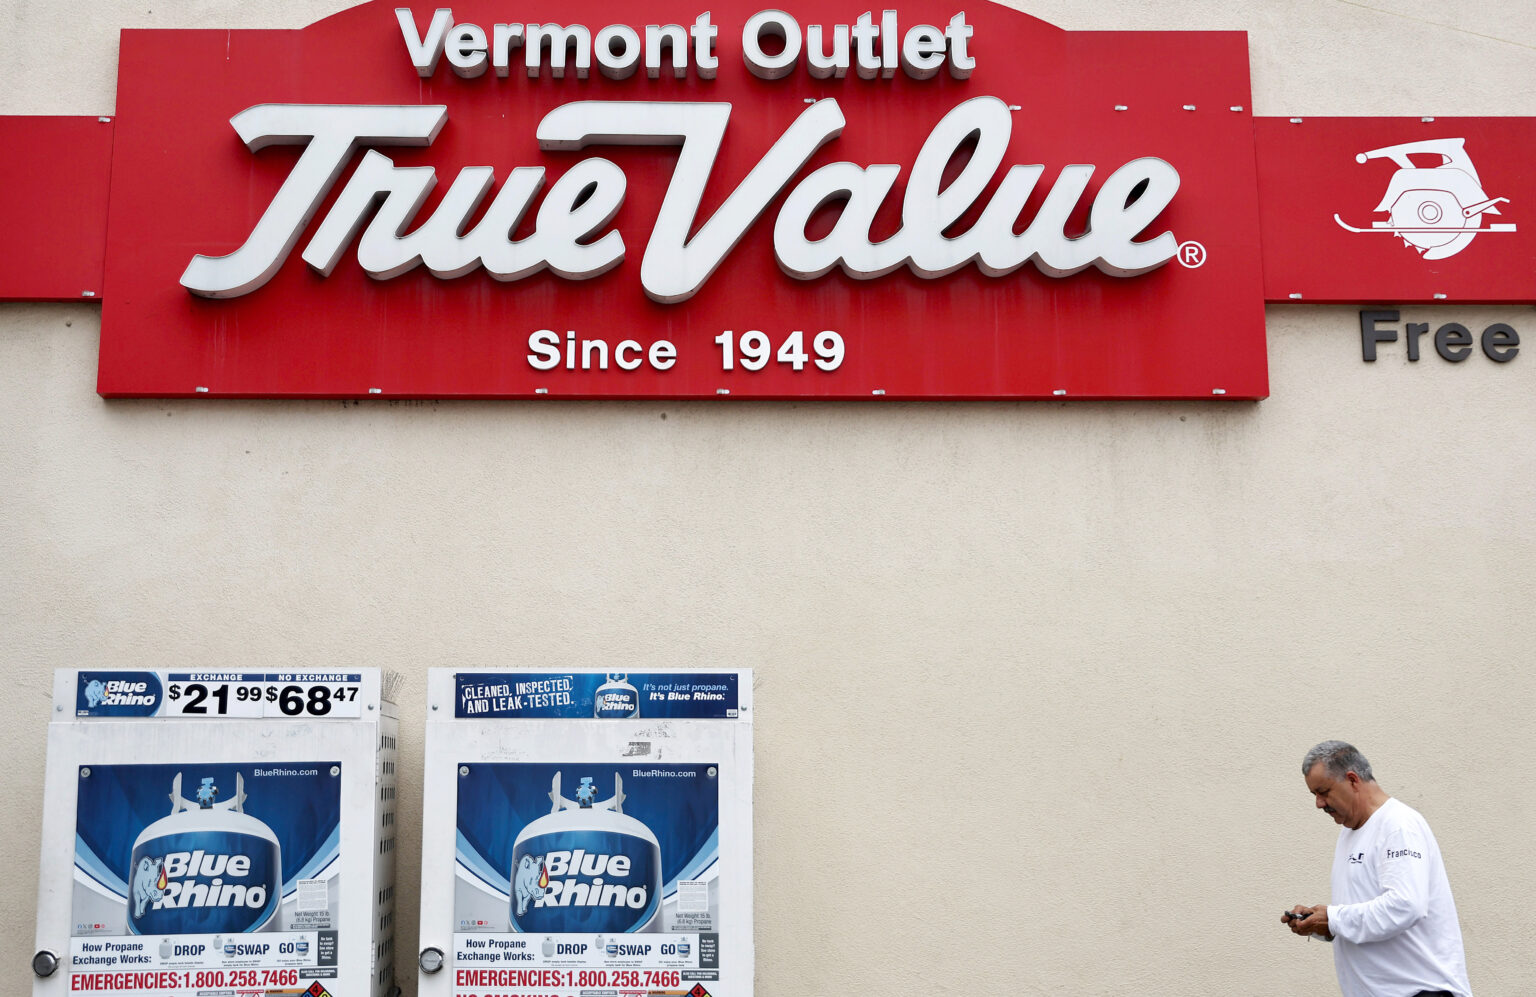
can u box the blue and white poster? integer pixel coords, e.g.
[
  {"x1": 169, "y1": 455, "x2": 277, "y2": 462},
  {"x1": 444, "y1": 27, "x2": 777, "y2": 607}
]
[
  {"x1": 455, "y1": 762, "x2": 721, "y2": 936},
  {"x1": 67, "y1": 761, "x2": 343, "y2": 985}
]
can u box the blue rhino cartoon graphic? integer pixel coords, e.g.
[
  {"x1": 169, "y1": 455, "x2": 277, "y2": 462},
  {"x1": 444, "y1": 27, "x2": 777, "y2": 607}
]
[
  {"x1": 132, "y1": 856, "x2": 165, "y2": 919},
  {"x1": 84, "y1": 680, "x2": 107, "y2": 708},
  {"x1": 514, "y1": 854, "x2": 546, "y2": 917}
]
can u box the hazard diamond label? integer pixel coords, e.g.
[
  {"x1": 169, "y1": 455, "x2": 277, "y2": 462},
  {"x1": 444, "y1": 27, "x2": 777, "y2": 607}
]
[
  {"x1": 306, "y1": 982, "x2": 334, "y2": 997},
  {"x1": 688, "y1": 985, "x2": 712, "y2": 997}
]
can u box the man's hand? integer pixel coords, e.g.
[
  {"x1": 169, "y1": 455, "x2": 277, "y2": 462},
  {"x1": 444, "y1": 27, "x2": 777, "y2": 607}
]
[{"x1": 1282, "y1": 904, "x2": 1333, "y2": 939}]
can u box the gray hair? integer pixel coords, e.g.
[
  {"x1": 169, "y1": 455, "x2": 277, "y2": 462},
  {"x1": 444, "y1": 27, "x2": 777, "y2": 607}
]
[{"x1": 1302, "y1": 740, "x2": 1375, "y2": 782}]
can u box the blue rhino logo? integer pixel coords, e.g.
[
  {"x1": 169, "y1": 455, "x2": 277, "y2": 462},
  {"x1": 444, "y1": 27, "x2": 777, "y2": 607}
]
[
  {"x1": 131, "y1": 856, "x2": 165, "y2": 919},
  {"x1": 84, "y1": 680, "x2": 107, "y2": 708},
  {"x1": 514, "y1": 854, "x2": 546, "y2": 917}
]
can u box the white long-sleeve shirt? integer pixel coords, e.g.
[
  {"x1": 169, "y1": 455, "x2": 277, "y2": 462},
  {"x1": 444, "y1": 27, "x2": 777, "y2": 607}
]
[{"x1": 1327, "y1": 796, "x2": 1472, "y2": 997}]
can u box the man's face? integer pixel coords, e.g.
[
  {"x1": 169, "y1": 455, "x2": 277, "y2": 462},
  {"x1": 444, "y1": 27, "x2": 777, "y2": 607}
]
[{"x1": 1305, "y1": 762, "x2": 1366, "y2": 829}]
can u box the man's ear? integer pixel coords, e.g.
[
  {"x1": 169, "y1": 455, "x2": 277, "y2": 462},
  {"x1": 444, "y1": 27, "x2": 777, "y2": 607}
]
[{"x1": 1344, "y1": 771, "x2": 1362, "y2": 788}]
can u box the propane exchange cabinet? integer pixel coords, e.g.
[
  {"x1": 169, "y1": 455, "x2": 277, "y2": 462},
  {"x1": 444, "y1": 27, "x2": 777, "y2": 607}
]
[
  {"x1": 419, "y1": 670, "x2": 753, "y2": 997},
  {"x1": 32, "y1": 669, "x2": 401, "y2": 997}
]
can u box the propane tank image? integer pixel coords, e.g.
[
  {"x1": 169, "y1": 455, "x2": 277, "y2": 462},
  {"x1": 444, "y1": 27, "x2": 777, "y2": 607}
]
[
  {"x1": 594, "y1": 674, "x2": 640, "y2": 719},
  {"x1": 1333, "y1": 137, "x2": 1516, "y2": 260},
  {"x1": 127, "y1": 773, "x2": 282, "y2": 935},
  {"x1": 509, "y1": 772, "x2": 662, "y2": 933}
]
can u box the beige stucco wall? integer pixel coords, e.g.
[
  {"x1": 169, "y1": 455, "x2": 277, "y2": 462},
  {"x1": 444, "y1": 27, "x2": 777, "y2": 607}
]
[{"x1": 2, "y1": 1, "x2": 1533, "y2": 994}]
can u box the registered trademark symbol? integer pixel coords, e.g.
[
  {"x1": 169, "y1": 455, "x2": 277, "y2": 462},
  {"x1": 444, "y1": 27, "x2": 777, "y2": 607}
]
[{"x1": 1177, "y1": 241, "x2": 1207, "y2": 268}]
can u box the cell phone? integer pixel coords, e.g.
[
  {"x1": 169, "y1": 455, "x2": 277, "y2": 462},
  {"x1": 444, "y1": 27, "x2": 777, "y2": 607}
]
[{"x1": 1283, "y1": 910, "x2": 1310, "y2": 921}]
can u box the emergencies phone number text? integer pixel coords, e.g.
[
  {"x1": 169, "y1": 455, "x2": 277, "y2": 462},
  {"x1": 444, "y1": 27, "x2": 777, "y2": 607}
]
[
  {"x1": 70, "y1": 968, "x2": 299, "y2": 990},
  {"x1": 456, "y1": 968, "x2": 682, "y2": 989}
]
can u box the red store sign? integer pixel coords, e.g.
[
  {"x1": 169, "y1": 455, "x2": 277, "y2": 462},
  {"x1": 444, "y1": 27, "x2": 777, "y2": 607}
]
[{"x1": 0, "y1": 0, "x2": 1530, "y2": 399}]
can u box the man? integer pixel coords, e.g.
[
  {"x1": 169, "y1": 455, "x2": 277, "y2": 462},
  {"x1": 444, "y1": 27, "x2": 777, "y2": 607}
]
[{"x1": 1284, "y1": 740, "x2": 1472, "y2": 997}]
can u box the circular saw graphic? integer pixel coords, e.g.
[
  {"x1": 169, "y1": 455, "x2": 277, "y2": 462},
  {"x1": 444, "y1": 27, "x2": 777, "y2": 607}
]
[{"x1": 1333, "y1": 137, "x2": 1516, "y2": 260}]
